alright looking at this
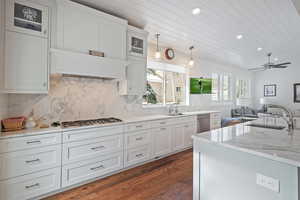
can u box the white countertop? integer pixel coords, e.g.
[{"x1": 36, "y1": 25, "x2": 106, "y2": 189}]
[
  {"x1": 0, "y1": 110, "x2": 218, "y2": 139},
  {"x1": 193, "y1": 118, "x2": 300, "y2": 167}
]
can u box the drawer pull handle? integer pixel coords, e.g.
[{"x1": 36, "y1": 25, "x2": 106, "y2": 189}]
[
  {"x1": 136, "y1": 125, "x2": 143, "y2": 128},
  {"x1": 136, "y1": 137, "x2": 143, "y2": 141},
  {"x1": 91, "y1": 146, "x2": 105, "y2": 151},
  {"x1": 160, "y1": 122, "x2": 166, "y2": 125},
  {"x1": 26, "y1": 140, "x2": 41, "y2": 144},
  {"x1": 90, "y1": 165, "x2": 104, "y2": 171},
  {"x1": 136, "y1": 153, "x2": 144, "y2": 158},
  {"x1": 25, "y1": 183, "x2": 40, "y2": 189},
  {"x1": 184, "y1": 125, "x2": 189, "y2": 128},
  {"x1": 25, "y1": 159, "x2": 41, "y2": 164},
  {"x1": 160, "y1": 128, "x2": 166, "y2": 131}
]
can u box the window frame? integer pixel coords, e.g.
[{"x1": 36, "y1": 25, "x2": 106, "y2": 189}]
[
  {"x1": 143, "y1": 61, "x2": 189, "y2": 107},
  {"x1": 212, "y1": 73, "x2": 233, "y2": 104}
]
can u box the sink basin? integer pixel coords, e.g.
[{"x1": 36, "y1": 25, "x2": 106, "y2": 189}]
[
  {"x1": 246, "y1": 124, "x2": 286, "y2": 130},
  {"x1": 168, "y1": 113, "x2": 184, "y2": 116}
]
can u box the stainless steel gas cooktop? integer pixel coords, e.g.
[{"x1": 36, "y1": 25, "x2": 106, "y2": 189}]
[{"x1": 61, "y1": 118, "x2": 122, "y2": 128}]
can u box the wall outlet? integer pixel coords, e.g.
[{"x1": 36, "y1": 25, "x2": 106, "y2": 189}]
[{"x1": 256, "y1": 173, "x2": 280, "y2": 193}]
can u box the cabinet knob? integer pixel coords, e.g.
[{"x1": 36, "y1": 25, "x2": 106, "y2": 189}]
[
  {"x1": 43, "y1": 83, "x2": 47, "y2": 87},
  {"x1": 43, "y1": 30, "x2": 47, "y2": 35}
]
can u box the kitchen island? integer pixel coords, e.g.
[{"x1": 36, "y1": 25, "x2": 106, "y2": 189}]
[{"x1": 193, "y1": 119, "x2": 300, "y2": 200}]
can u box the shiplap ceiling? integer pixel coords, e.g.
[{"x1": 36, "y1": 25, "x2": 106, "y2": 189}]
[{"x1": 74, "y1": 0, "x2": 300, "y2": 69}]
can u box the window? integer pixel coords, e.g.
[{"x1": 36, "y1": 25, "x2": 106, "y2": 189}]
[
  {"x1": 236, "y1": 79, "x2": 251, "y2": 98},
  {"x1": 212, "y1": 73, "x2": 232, "y2": 102},
  {"x1": 143, "y1": 62, "x2": 188, "y2": 106},
  {"x1": 212, "y1": 73, "x2": 219, "y2": 101}
]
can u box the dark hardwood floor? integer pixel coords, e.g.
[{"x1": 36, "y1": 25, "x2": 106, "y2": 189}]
[{"x1": 44, "y1": 149, "x2": 193, "y2": 200}]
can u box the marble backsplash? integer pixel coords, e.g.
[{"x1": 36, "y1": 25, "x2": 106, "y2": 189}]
[{"x1": 7, "y1": 75, "x2": 148, "y2": 123}]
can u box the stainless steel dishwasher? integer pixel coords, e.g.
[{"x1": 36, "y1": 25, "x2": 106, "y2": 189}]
[{"x1": 197, "y1": 114, "x2": 211, "y2": 133}]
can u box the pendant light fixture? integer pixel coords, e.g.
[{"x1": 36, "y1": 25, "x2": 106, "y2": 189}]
[
  {"x1": 188, "y1": 46, "x2": 195, "y2": 66},
  {"x1": 155, "y1": 33, "x2": 161, "y2": 59}
]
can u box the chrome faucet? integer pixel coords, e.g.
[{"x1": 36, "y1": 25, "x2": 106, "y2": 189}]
[
  {"x1": 168, "y1": 104, "x2": 179, "y2": 116},
  {"x1": 266, "y1": 104, "x2": 294, "y2": 132}
]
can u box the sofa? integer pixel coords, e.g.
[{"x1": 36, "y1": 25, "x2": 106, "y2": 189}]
[{"x1": 231, "y1": 106, "x2": 259, "y2": 118}]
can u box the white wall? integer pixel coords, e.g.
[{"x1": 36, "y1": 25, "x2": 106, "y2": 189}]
[
  {"x1": 253, "y1": 66, "x2": 300, "y2": 115},
  {"x1": 148, "y1": 43, "x2": 254, "y2": 118}
]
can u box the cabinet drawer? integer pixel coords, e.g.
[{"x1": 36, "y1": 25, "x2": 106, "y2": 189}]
[
  {"x1": 62, "y1": 152, "x2": 123, "y2": 187},
  {"x1": 0, "y1": 145, "x2": 61, "y2": 180},
  {"x1": 0, "y1": 167, "x2": 61, "y2": 200},
  {"x1": 0, "y1": 132, "x2": 61, "y2": 153},
  {"x1": 210, "y1": 112, "x2": 221, "y2": 119},
  {"x1": 151, "y1": 119, "x2": 171, "y2": 128},
  {"x1": 63, "y1": 125, "x2": 123, "y2": 143},
  {"x1": 176, "y1": 116, "x2": 197, "y2": 124},
  {"x1": 125, "y1": 130, "x2": 151, "y2": 149},
  {"x1": 125, "y1": 122, "x2": 151, "y2": 132},
  {"x1": 62, "y1": 134, "x2": 123, "y2": 164},
  {"x1": 124, "y1": 145, "x2": 151, "y2": 167}
]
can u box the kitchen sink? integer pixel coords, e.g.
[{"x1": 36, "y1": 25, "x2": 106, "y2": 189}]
[
  {"x1": 246, "y1": 124, "x2": 286, "y2": 130},
  {"x1": 168, "y1": 113, "x2": 184, "y2": 116}
]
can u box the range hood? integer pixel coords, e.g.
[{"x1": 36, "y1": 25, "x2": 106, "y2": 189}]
[{"x1": 50, "y1": 48, "x2": 126, "y2": 80}]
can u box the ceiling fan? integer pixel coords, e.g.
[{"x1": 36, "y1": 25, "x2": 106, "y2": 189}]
[{"x1": 248, "y1": 53, "x2": 291, "y2": 71}]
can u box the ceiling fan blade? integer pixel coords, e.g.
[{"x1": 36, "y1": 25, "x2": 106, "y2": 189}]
[
  {"x1": 248, "y1": 67, "x2": 266, "y2": 71},
  {"x1": 275, "y1": 62, "x2": 291, "y2": 66},
  {"x1": 271, "y1": 66, "x2": 288, "y2": 68}
]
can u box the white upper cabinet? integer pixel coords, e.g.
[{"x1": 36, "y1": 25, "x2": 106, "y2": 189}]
[
  {"x1": 52, "y1": 0, "x2": 128, "y2": 79},
  {"x1": 5, "y1": 0, "x2": 49, "y2": 38},
  {"x1": 119, "y1": 26, "x2": 148, "y2": 96},
  {"x1": 119, "y1": 59, "x2": 147, "y2": 96},
  {"x1": 62, "y1": 6, "x2": 98, "y2": 54},
  {"x1": 98, "y1": 20, "x2": 127, "y2": 60},
  {"x1": 4, "y1": 31, "x2": 48, "y2": 93},
  {"x1": 127, "y1": 26, "x2": 148, "y2": 59},
  {"x1": 56, "y1": 0, "x2": 127, "y2": 61},
  {"x1": 3, "y1": 0, "x2": 49, "y2": 93}
]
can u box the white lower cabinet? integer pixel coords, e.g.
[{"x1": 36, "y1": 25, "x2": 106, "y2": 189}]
[
  {"x1": 124, "y1": 145, "x2": 151, "y2": 167},
  {"x1": 172, "y1": 122, "x2": 197, "y2": 151},
  {"x1": 0, "y1": 114, "x2": 202, "y2": 199},
  {"x1": 152, "y1": 126, "x2": 172, "y2": 158},
  {"x1": 210, "y1": 112, "x2": 221, "y2": 130},
  {"x1": 172, "y1": 125, "x2": 185, "y2": 151},
  {"x1": 0, "y1": 167, "x2": 61, "y2": 200},
  {"x1": 62, "y1": 134, "x2": 123, "y2": 164},
  {"x1": 124, "y1": 129, "x2": 151, "y2": 149},
  {"x1": 62, "y1": 152, "x2": 123, "y2": 187},
  {"x1": 183, "y1": 123, "x2": 197, "y2": 148},
  {"x1": 0, "y1": 145, "x2": 62, "y2": 180}
]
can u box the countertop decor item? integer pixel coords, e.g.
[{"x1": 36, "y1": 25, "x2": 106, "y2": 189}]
[
  {"x1": 165, "y1": 48, "x2": 175, "y2": 60},
  {"x1": 25, "y1": 110, "x2": 37, "y2": 129},
  {"x1": 1, "y1": 117, "x2": 26, "y2": 132}
]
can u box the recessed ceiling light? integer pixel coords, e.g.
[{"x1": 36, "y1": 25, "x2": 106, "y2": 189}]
[
  {"x1": 257, "y1": 47, "x2": 263, "y2": 51},
  {"x1": 274, "y1": 58, "x2": 279, "y2": 61},
  {"x1": 236, "y1": 34, "x2": 243, "y2": 40},
  {"x1": 192, "y1": 8, "x2": 201, "y2": 15}
]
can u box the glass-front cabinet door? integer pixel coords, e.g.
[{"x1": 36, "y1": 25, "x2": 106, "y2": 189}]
[
  {"x1": 127, "y1": 31, "x2": 147, "y2": 58},
  {"x1": 6, "y1": 0, "x2": 49, "y2": 38}
]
